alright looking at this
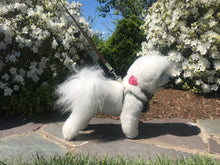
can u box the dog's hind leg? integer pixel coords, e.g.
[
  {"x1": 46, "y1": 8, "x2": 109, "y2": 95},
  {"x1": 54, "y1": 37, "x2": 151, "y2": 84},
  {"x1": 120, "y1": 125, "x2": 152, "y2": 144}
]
[
  {"x1": 62, "y1": 107, "x2": 97, "y2": 140},
  {"x1": 120, "y1": 94, "x2": 143, "y2": 139}
]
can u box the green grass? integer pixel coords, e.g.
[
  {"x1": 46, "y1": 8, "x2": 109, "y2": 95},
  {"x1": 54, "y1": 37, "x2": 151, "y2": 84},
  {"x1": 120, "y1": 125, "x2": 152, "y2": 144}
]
[{"x1": 0, "y1": 154, "x2": 219, "y2": 165}]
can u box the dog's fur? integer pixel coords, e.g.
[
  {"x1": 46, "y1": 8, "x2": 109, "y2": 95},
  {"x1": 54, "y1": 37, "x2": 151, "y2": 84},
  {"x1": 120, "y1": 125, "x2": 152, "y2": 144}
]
[{"x1": 57, "y1": 55, "x2": 170, "y2": 140}]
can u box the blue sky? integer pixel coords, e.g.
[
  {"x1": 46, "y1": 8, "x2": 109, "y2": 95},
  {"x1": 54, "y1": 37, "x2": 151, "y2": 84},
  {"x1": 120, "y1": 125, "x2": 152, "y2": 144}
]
[{"x1": 68, "y1": 0, "x2": 119, "y2": 39}]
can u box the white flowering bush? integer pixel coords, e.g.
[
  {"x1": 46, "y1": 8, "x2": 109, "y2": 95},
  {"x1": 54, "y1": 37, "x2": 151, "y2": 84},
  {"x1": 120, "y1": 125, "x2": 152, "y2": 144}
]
[
  {"x1": 0, "y1": 0, "x2": 98, "y2": 118},
  {"x1": 139, "y1": 0, "x2": 220, "y2": 94}
]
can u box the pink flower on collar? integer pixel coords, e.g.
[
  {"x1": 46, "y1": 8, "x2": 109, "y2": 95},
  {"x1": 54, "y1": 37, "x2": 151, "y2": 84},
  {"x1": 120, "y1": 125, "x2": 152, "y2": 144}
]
[{"x1": 128, "y1": 76, "x2": 138, "y2": 86}]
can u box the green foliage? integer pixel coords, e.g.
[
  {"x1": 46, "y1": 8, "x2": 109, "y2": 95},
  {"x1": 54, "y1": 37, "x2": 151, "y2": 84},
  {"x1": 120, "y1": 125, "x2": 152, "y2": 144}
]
[
  {"x1": 104, "y1": 15, "x2": 145, "y2": 77},
  {"x1": 96, "y1": 0, "x2": 157, "y2": 18},
  {"x1": 0, "y1": 0, "x2": 97, "y2": 119},
  {"x1": 91, "y1": 33, "x2": 107, "y2": 56},
  {"x1": 0, "y1": 84, "x2": 59, "y2": 119},
  {"x1": 94, "y1": 0, "x2": 157, "y2": 77}
]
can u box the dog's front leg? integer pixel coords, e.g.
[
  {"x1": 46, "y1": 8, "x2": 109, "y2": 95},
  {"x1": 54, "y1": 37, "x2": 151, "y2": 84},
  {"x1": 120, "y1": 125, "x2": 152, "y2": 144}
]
[{"x1": 120, "y1": 94, "x2": 143, "y2": 138}]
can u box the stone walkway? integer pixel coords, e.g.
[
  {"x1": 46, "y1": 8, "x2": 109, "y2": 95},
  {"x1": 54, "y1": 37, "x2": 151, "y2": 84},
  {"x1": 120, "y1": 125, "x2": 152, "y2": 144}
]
[{"x1": 0, "y1": 118, "x2": 220, "y2": 163}]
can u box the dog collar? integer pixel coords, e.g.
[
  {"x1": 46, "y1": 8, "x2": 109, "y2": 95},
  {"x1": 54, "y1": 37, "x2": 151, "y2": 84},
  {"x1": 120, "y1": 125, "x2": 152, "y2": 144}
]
[
  {"x1": 124, "y1": 89, "x2": 153, "y2": 103},
  {"x1": 123, "y1": 89, "x2": 152, "y2": 113}
]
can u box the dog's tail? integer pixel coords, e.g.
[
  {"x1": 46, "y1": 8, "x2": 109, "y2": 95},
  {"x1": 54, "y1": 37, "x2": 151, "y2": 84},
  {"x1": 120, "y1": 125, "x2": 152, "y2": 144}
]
[{"x1": 56, "y1": 67, "x2": 105, "y2": 113}]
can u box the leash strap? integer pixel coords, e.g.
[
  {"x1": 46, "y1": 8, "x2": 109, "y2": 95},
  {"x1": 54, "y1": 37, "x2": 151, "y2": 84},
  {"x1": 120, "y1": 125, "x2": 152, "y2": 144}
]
[{"x1": 61, "y1": 2, "x2": 121, "y2": 81}]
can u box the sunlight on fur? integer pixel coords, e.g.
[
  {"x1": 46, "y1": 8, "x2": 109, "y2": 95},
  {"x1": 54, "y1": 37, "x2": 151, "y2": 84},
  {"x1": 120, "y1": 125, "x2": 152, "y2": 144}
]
[{"x1": 57, "y1": 55, "x2": 170, "y2": 140}]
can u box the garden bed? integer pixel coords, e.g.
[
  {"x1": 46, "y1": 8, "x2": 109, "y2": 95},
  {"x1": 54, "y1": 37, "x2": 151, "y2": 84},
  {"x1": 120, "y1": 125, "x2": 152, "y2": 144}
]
[{"x1": 97, "y1": 89, "x2": 220, "y2": 122}]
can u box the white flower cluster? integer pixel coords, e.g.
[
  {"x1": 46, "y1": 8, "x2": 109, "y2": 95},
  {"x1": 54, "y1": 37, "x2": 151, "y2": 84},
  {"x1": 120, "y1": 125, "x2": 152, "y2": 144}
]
[
  {"x1": 0, "y1": 0, "x2": 98, "y2": 96},
  {"x1": 139, "y1": 0, "x2": 220, "y2": 93}
]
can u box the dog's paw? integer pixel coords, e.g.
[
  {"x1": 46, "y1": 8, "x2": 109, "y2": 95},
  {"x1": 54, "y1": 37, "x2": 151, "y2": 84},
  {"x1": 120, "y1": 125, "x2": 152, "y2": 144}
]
[
  {"x1": 122, "y1": 125, "x2": 139, "y2": 139},
  {"x1": 63, "y1": 130, "x2": 78, "y2": 140},
  {"x1": 125, "y1": 132, "x2": 138, "y2": 139},
  {"x1": 62, "y1": 122, "x2": 79, "y2": 140},
  {"x1": 63, "y1": 134, "x2": 73, "y2": 140}
]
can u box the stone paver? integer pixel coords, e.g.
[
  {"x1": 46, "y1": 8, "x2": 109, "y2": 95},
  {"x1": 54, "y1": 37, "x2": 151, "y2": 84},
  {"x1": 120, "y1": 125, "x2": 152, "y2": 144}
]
[
  {"x1": 0, "y1": 133, "x2": 66, "y2": 162},
  {"x1": 196, "y1": 119, "x2": 220, "y2": 155},
  {"x1": 42, "y1": 122, "x2": 106, "y2": 146},
  {"x1": 0, "y1": 118, "x2": 220, "y2": 162},
  {"x1": 197, "y1": 119, "x2": 220, "y2": 135},
  {"x1": 144, "y1": 134, "x2": 206, "y2": 150},
  {"x1": 0, "y1": 119, "x2": 42, "y2": 138},
  {"x1": 76, "y1": 139, "x2": 192, "y2": 158},
  {"x1": 137, "y1": 120, "x2": 205, "y2": 150},
  {"x1": 209, "y1": 138, "x2": 220, "y2": 154}
]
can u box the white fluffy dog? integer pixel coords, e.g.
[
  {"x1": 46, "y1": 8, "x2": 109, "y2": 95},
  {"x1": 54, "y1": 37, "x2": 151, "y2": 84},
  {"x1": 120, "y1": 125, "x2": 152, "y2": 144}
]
[{"x1": 57, "y1": 55, "x2": 170, "y2": 140}]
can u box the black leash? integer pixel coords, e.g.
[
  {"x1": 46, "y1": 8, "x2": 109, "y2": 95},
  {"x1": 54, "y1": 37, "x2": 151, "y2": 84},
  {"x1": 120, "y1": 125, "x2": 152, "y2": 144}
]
[{"x1": 61, "y1": 1, "x2": 121, "y2": 81}]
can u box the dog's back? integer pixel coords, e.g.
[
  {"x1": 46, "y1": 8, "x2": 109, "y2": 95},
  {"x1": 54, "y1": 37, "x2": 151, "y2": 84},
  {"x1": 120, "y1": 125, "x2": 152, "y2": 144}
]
[{"x1": 57, "y1": 67, "x2": 123, "y2": 115}]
